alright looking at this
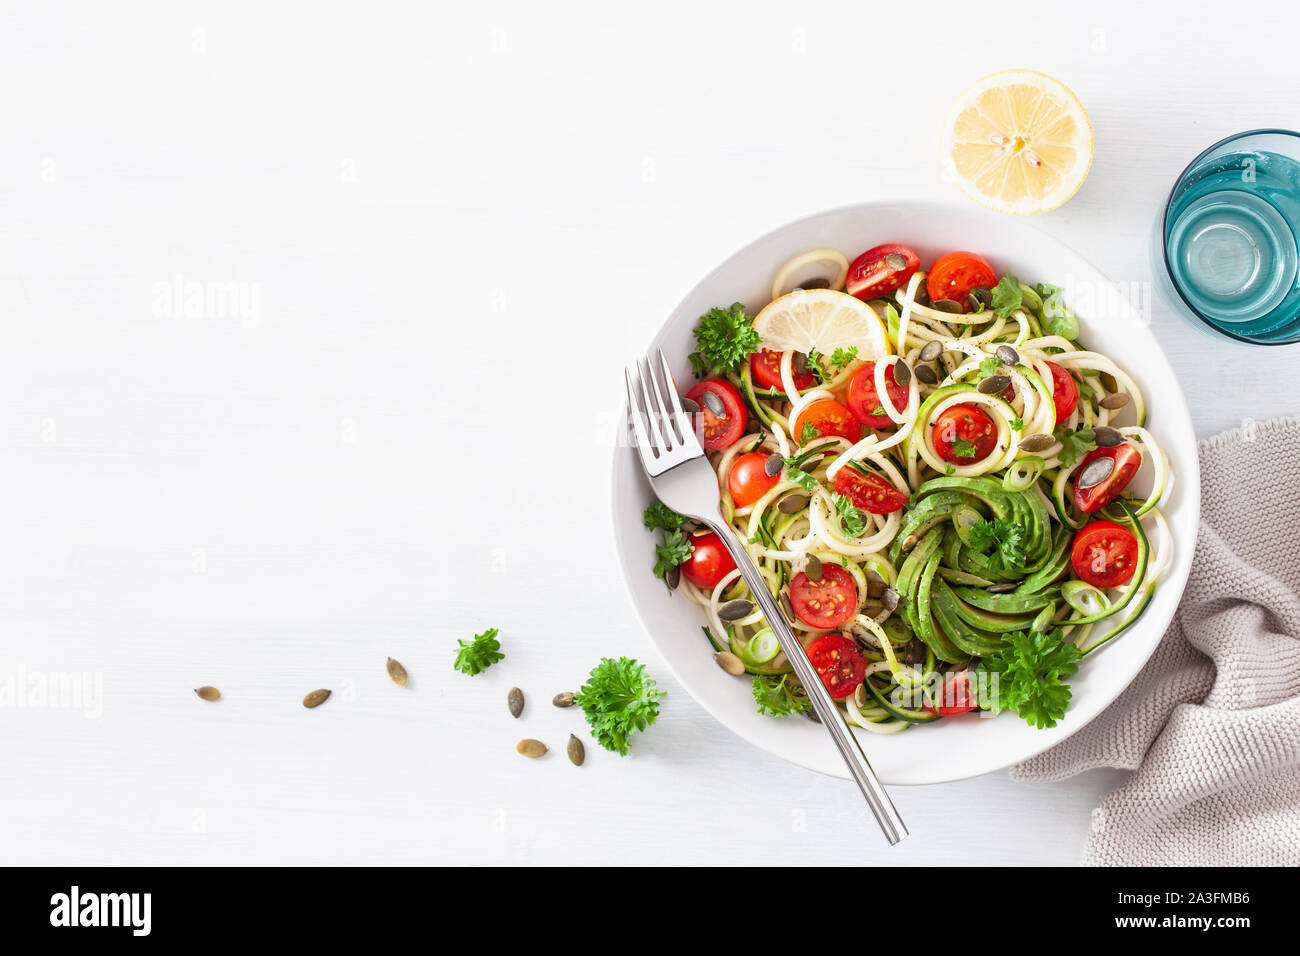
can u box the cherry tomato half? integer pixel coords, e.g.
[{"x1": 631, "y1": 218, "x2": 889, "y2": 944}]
[
  {"x1": 931, "y1": 403, "x2": 998, "y2": 465},
  {"x1": 792, "y1": 399, "x2": 860, "y2": 444},
  {"x1": 684, "y1": 378, "x2": 747, "y2": 450},
  {"x1": 1070, "y1": 520, "x2": 1139, "y2": 589},
  {"x1": 750, "y1": 349, "x2": 816, "y2": 392},
  {"x1": 926, "y1": 252, "x2": 997, "y2": 311},
  {"x1": 1073, "y1": 443, "x2": 1142, "y2": 514},
  {"x1": 789, "y1": 564, "x2": 859, "y2": 630},
  {"x1": 806, "y1": 634, "x2": 867, "y2": 699},
  {"x1": 728, "y1": 451, "x2": 779, "y2": 508},
  {"x1": 833, "y1": 466, "x2": 909, "y2": 515},
  {"x1": 923, "y1": 670, "x2": 978, "y2": 716},
  {"x1": 846, "y1": 362, "x2": 910, "y2": 429},
  {"x1": 680, "y1": 531, "x2": 736, "y2": 590},
  {"x1": 846, "y1": 243, "x2": 921, "y2": 301}
]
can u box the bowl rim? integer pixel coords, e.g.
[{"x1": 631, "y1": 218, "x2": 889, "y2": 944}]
[{"x1": 611, "y1": 198, "x2": 1201, "y2": 784}]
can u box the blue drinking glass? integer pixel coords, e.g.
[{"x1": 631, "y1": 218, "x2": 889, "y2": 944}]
[{"x1": 1161, "y1": 129, "x2": 1300, "y2": 345}]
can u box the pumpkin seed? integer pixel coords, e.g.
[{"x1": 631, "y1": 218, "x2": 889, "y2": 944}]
[
  {"x1": 516, "y1": 738, "x2": 547, "y2": 759},
  {"x1": 986, "y1": 582, "x2": 1018, "y2": 594},
  {"x1": 892, "y1": 361, "x2": 912, "y2": 387},
  {"x1": 881, "y1": 587, "x2": 900, "y2": 611},
  {"x1": 901, "y1": 534, "x2": 918, "y2": 553},
  {"x1": 904, "y1": 639, "x2": 925, "y2": 666},
  {"x1": 779, "y1": 592, "x2": 795, "y2": 623},
  {"x1": 865, "y1": 572, "x2": 885, "y2": 599},
  {"x1": 1093, "y1": 426, "x2": 1124, "y2": 447},
  {"x1": 853, "y1": 683, "x2": 868, "y2": 708},
  {"x1": 777, "y1": 493, "x2": 809, "y2": 514},
  {"x1": 995, "y1": 345, "x2": 1020, "y2": 366},
  {"x1": 970, "y1": 287, "x2": 993, "y2": 308},
  {"x1": 714, "y1": 651, "x2": 745, "y2": 676},
  {"x1": 915, "y1": 364, "x2": 938, "y2": 385},
  {"x1": 793, "y1": 352, "x2": 810, "y2": 373},
  {"x1": 195, "y1": 686, "x2": 221, "y2": 701},
  {"x1": 978, "y1": 374, "x2": 1011, "y2": 394},
  {"x1": 1078, "y1": 455, "x2": 1115, "y2": 488},
  {"x1": 303, "y1": 689, "x2": 331, "y2": 709},
  {"x1": 566, "y1": 734, "x2": 585, "y2": 766},
  {"x1": 798, "y1": 277, "x2": 830, "y2": 291},
  {"x1": 1099, "y1": 393, "x2": 1130, "y2": 410},
  {"x1": 919, "y1": 340, "x2": 943, "y2": 362},
  {"x1": 861, "y1": 598, "x2": 883, "y2": 616},
  {"x1": 1019, "y1": 433, "x2": 1055, "y2": 452},
  {"x1": 718, "y1": 599, "x2": 755, "y2": 621},
  {"x1": 702, "y1": 390, "x2": 725, "y2": 417},
  {"x1": 664, "y1": 565, "x2": 680, "y2": 590},
  {"x1": 885, "y1": 252, "x2": 908, "y2": 271},
  {"x1": 764, "y1": 453, "x2": 783, "y2": 477},
  {"x1": 386, "y1": 657, "x2": 409, "y2": 687},
  {"x1": 913, "y1": 283, "x2": 931, "y2": 306},
  {"x1": 805, "y1": 555, "x2": 823, "y2": 583},
  {"x1": 553, "y1": 691, "x2": 575, "y2": 708},
  {"x1": 680, "y1": 396, "x2": 700, "y2": 413},
  {"x1": 967, "y1": 291, "x2": 985, "y2": 312},
  {"x1": 507, "y1": 686, "x2": 525, "y2": 718},
  {"x1": 932, "y1": 298, "x2": 963, "y2": 314}
]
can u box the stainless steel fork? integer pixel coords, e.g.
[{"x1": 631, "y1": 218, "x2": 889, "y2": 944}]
[{"x1": 625, "y1": 349, "x2": 908, "y2": 845}]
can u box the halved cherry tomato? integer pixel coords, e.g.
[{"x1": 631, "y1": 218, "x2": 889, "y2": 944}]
[
  {"x1": 846, "y1": 362, "x2": 910, "y2": 429},
  {"x1": 1002, "y1": 360, "x2": 1078, "y2": 426},
  {"x1": 806, "y1": 633, "x2": 867, "y2": 699},
  {"x1": 792, "y1": 399, "x2": 860, "y2": 444},
  {"x1": 684, "y1": 379, "x2": 747, "y2": 450},
  {"x1": 1071, "y1": 520, "x2": 1139, "y2": 588},
  {"x1": 728, "y1": 451, "x2": 779, "y2": 508},
  {"x1": 680, "y1": 531, "x2": 736, "y2": 590},
  {"x1": 923, "y1": 669, "x2": 978, "y2": 716},
  {"x1": 750, "y1": 349, "x2": 816, "y2": 391},
  {"x1": 833, "y1": 466, "x2": 909, "y2": 514},
  {"x1": 846, "y1": 243, "x2": 921, "y2": 301},
  {"x1": 931, "y1": 403, "x2": 998, "y2": 464},
  {"x1": 1073, "y1": 444, "x2": 1142, "y2": 513},
  {"x1": 926, "y1": 252, "x2": 997, "y2": 310},
  {"x1": 788, "y1": 564, "x2": 859, "y2": 630}
]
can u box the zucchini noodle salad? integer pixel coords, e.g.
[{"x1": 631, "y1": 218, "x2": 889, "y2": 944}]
[{"x1": 642, "y1": 242, "x2": 1174, "y2": 733}]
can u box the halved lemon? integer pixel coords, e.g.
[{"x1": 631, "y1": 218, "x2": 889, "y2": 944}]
[
  {"x1": 752, "y1": 289, "x2": 890, "y2": 359},
  {"x1": 943, "y1": 69, "x2": 1093, "y2": 215}
]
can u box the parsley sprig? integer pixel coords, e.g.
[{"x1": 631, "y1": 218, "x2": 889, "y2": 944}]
[
  {"x1": 643, "y1": 502, "x2": 693, "y2": 583},
  {"x1": 1054, "y1": 427, "x2": 1097, "y2": 467},
  {"x1": 454, "y1": 627, "x2": 505, "y2": 676},
  {"x1": 688, "y1": 302, "x2": 761, "y2": 376},
  {"x1": 990, "y1": 274, "x2": 1024, "y2": 318},
  {"x1": 977, "y1": 628, "x2": 1081, "y2": 729},
  {"x1": 968, "y1": 518, "x2": 1026, "y2": 572},
  {"x1": 575, "y1": 657, "x2": 665, "y2": 755},
  {"x1": 831, "y1": 492, "x2": 867, "y2": 538},
  {"x1": 752, "y1": 674, "x2": 810, "y2": 717}
]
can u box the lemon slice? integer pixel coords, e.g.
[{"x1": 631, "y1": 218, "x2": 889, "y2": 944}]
[
  {"x1": 752, "y1": 289, "x2": 890, "y2": 359},
  {"x1": 942, "y1": 69, "x2": 1093, "y2": 215}
]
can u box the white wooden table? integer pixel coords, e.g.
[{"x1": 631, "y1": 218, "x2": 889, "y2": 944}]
[{"x1": 2, "y1": 1, "x2": 1297, "y2": 866}]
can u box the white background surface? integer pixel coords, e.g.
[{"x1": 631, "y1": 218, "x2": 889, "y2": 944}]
[{"x1": 2, "y1": 1, "x2": 1298, "y2": 866}]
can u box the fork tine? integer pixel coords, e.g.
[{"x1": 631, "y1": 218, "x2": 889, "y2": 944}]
[
  {"x1": 636, "y1": 358, "x2": 668, "y2": 453},
  {"x1": 643, "y1": 353, "x2": 679, "y2": 451},
  {"x1": 624, "y1": 364, "x2": 655, "y2": 459},
  {"x1": 656, "y1": 349, "x2": 700, "y2": 455}
]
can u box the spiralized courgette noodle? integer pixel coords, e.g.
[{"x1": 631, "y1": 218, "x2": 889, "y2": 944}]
[{"x1": 670, "y1": 247, "x2": 1173, "y2": 733}]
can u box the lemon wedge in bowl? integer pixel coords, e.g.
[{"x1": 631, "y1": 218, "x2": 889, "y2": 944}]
[
  {"x1": 752, "y1": 288, "x2": 891, "y2": 359},
  {"x1": 942, "y1": 69, "x2": 1093, "y2": 215}
]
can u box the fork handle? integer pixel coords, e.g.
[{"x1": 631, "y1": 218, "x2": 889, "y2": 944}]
[{"x1": 704, "y1": 518, "x2": 909, "y2": 845}]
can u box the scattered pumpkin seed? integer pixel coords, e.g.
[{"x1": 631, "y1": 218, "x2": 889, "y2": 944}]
[
  {"x1": 779, "y1": 591, "x2": 795, "y2": 623},
  {"x1": 861, "y1": 598, "x2": 883, "y2": 616},
  {"x1": 777, "y1": 493, "x2": 809, "y2": 514},
  {"x1": 805, "y1": 555, "x2": 823, "y2": 582},
  {"x1": 718, "y1": 599, "x2": 755, "y2": 621},
  {"x1": 881, "y1": 587, "x2": 900, "y2": 612},
  {"x1": 995, "y1": 345, "x2": 1020, "y2": 366},
  {"x1": 901, "y1": 534, "x2": 918, "y2": 553},
  {"x1": 566, "y1": 734, "x2": 585, "y2": 766},
  {"x1": 970, "y1": 287, "x2": 993, "y2": 308},
  {"x1": 892, "y1": 361, "x2": 912, "y2": 387},
  {"x1": 195, "y1": 686, "x2": 221, "y2": 701},
  {"x1": 853, "y1": 683, "x2": 868, "y2": 708},
  {"x1": 932, "y1": 298, "x2": 963, "y2": 314},
  {"x1": 714, "y1": 651, "x2": 745, "y2": 676},
  {"x1": 865, "y1": 572, "x2": 885, "y2": 599},
  {"x1": 303, "y1": 689, "x2": 331, "y2": 709},
  {"x1": 904, "y1": 639, "x2": 925, "y2": 666},
  {"x1": 967, "y1": 291, "x2": 985, "y2": 312},
  {"x1": 1078, "y1": 455, "x2": 1115, "y2": 488},
  {"x1": 507, "y1": 686, "x2": 525, "y2": 718},
  {"x1": 553, "y1": 691, "x2": 575, "y2": 708},
  {"x1": 919, "y1": 340, "x2": 943, "y2": 362},
  {"x1": 680, "y1": 396, "x2": 700, "y2": 413},
  {"x1": 1099, "y1": 393, "x2": 1130, "y2": 410},
  {"x1": 978, "y1": 374, "x2": 1011, "y2": 394},
  {"x1": 386, "y1": 657, "x2": 409, "y2": 687},
  {"x1": 1093, "y1": 426, "x2": 1124, "y2": 447},
  {"x1": 913, "y1": 283, "x2": 931, "y2": 306},
  {"x1": 1019, "y1": 433, "x2": 1055, "y2": 452},
  {"x1": 885, "y1": 252, "x2": 908, "y2": 271},
  {"x1": 664, "y1": 565, "x2": 680, "y2": 590},
  {"x1": 702, "y1": 390, "x2": 725, "y2": 417},
  {"x1": 764, "y1": 453, "x2": 783, "y2": 477},
  {"x1": 986, "y1": 582, "x2": 1018, "y2": 594},
  {"x1": 516, "y1": 738, "x2": 547, "y2": 759},
  {"x1": 915, "y1": 364, "x2": 938, "y2": 385}
]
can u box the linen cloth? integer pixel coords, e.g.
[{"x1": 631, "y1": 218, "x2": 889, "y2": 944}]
[{"x1": 1012, "y1": 416, "x2": 1300, "y2": 866}]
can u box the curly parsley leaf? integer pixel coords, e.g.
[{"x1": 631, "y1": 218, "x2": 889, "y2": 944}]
[
  {"x1": 1010, "y1": 416, "x2": 1025, "y2": 431},
  {"x1": 991, "y1": 274, "x2": 1024, "y2": 318},
  {"x1": 752, "y1": 674, "x2": 810, "y2": 717},
  {"x1": 653, "y1": 528, "x2": 694, "y2": 580},
  {"x1": 799, "y1": 421, "x2": 821, "y2": 443},
  {"x1": 977, "y1": 628, "x2": 1080, "y2": 729},
  {"x1": 689, "y1": 302, "x2": 761, "y2": 375},
  {"x1": 951, "y1": 438, "x2": 979, "y2": 460},
  {"x1": 977, "y1": 357, "x2": 1001, "y2": 380},
  {"x1": 968, "y1": 518, "x2": 1026, "y2": 572},
  {"x1": 782, "y1": 461, "x2": 820, "y2": 494},
  {"x1": 829, "y1": 346, "x2": 858, "y2": 373},
  {"x1": 643, "y1": 501, "x2": 686, "y2": 532},
  {"x1": 454, "y1": 627, "x2": 505, "y2": 676},
  {"x1": 805, "y1": 350, "x2": 829, "y2": 384},
  {"x1": 1054, "y1": 426, "x2": 1097, "y2": 468},
  {"x1": 575, "y1": 657, "x2": 665, "y2": 755},
  {"x1": 831, "y1": 492, "x2": 867, "y2": 538}
]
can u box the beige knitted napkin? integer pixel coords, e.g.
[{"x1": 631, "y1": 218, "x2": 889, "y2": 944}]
[{"x1": 1012, "y1": 416, "x2": 1300, "y2": 866}]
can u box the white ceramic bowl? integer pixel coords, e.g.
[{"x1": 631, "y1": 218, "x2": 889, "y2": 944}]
[{"x1": 611, "y1": 201, "x2": 1199, "y2": 784}]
